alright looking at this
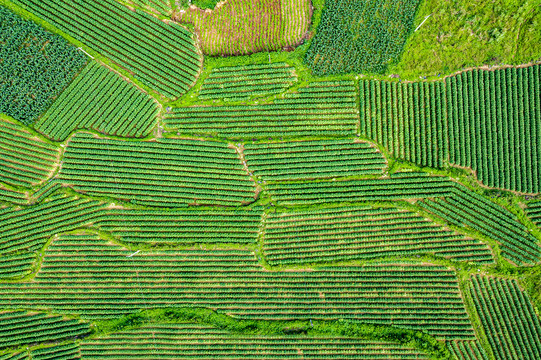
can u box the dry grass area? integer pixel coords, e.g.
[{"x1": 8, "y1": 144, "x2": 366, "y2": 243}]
[{"x1": 175, "y1": 0, "x2": 310, "y2": 56}]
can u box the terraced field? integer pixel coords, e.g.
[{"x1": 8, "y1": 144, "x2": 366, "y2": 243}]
[{"x1": 0, "y1": 1, "x2": 540, "y2": 359}]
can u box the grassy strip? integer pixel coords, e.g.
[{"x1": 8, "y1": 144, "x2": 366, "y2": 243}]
[{"x1": 94, "y1": 307, "x2": 451, "y2": 359}]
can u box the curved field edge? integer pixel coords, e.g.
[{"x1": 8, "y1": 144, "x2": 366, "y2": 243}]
[{"x1": 0, "y1": 0, "x2": 201, "y2": 103}]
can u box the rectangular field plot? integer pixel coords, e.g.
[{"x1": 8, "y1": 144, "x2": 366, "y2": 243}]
[
  {"x1": 0, "y1": 233, "x2": 475, "y2": 339},
  {"x1": 58, "y1": 133, "x2": 256, "y2": 207},
  {"x1": 244, "y1": 139, "x2": 386, "y2": 181},
  {"x1": 263, "y1": 206, "x2": 493, "y2": 265},
  {"x1": 164, "y1": 81, "x2": 358, "y2": 139},
  {"x1": 199, "y1": 63, "x2": 297, "y2": 101},
  {"x1": 470, "y1": 275, "x2": 541, "y2": 360}
]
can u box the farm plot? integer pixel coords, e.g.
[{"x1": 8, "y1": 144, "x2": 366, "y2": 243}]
[
  {"x1": 0, "y1": 7, "x2": 86, "y2": 125},
  {"x1": 359, "y1": 80, "x2": 447, "y2": 169},
  {"x1": 244, "y1": 139, "x2": 386, "y2": 181},
  {"x1": 175, "y1": 0, "x2": 310, "y2": 56},
  {"x1": 95, "y1": 208, "x2": 262, "y2": 244},
  {"x1": 447, "y1": 66, "x2": 541, "y2": 194},
  {"x1": 0, "y1": 310, "x2": 90, "y2": 350},
  {"x1": 447, "y1": 340, "x2": 489, "y2": 360},
  {"x1": 164, "y1": 81, "x2": 358, "y2": 139},
  {"x1": 419, "y1": 184, "x2": 541, "y2": 266},
  {"x1": 35, "y1": 61, "x2": 158, "y2": 141},
  {"x1": 0, "y1": 232, "x2": 476, "y2": 339},
  {"x1": 266, "y1": 172, "x2": 455, "y2": 205},
  {"x1": 0, "y1": 253, "x2": 36, "y2": 280},
  {"x1": 262, "y1": 205, "x2": 493, "y2": 265},
  {"x1": 0, "y1": 193, "x2": 108, "y2": 255},
  {"x1": 199, "y1": 63, "x2": 297, "y2": 101},
  {"x1": 359, "y1": 65, "x2": 541, "y2": 194},
  {"x1": 0, "y1": 117, "x2": 60, "y2": 188},
  {"x1": 305, "y1": 0, "x2": 421, "y2": 75},
  {"x1": 80, "y1": 323, "x2": 430, "y2": 360},
  {"x1": 13, "y1": 0, "x2": 202, "y2": 99},
  {"x1": 526, "y1": 201, "x2": 541, "y2": 227},
  {"x1": 470, "y1": 275, "x2": 541, "y2": 360},
  {"x1": 58, "y1": 133, "x2": 256, "y2": 207}
]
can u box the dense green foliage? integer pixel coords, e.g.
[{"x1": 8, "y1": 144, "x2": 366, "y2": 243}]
[
  {"x1": 263, "y1": 205, "x2": 493, "y2": 265},
  {"x1": 165, "y1": 81, "x2": 358, "y2": 139},
  {"x1": 305, "y1": 0, "x2": 421, "y2": 75},
  {"x1": 199, "y1": 63, "x2": 297, "y2": 101},
  {"x1": 191, "y1": 0, "x2": 220, "y2": 10},
  {"x1": 470, "y1": 275, "x2": 541, "y2": 360},
  {"x1": 59, "y1": 133, "x2": 256, "y2": 207},
  {"x1": 0, "y1": 117, "x2": 59, "y2": 188},
  {"x1": 35, "y1": 61, "x2": 158, "y2": 141},
  {"x1": 12, "y1": 0, "x2": 201, "y2": 99},
  {"x1": 0, "y1": 6, "x2": 86, "y2": 124}
]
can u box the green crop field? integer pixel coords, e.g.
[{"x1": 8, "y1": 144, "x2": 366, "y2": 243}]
[{"x1": 0, "y1": 0, "x2": 540, "y2": 359}]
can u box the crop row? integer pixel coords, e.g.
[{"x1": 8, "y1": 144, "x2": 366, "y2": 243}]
[
  {"x1": 0, "y1": 118, "x2": 59, "y2": 188},
  {"x1": 35, "y1": 61, "x2": 158, "y2": 141},
  {"x1": 14, "y1": 0, "x2": 202, "y2": 98},
  {"x1": 58, "y1": 133, "x2": 256, "y2": 207},
  {"x1": 244, "y1": 139, "x2": 386, "y2": 181},
  {"x1": 263, "y1": 205, "x2": 493, "y2": 265},
  {"x1": 526, "y1": 201, "x2": 541, "y2": 227},
  {"x1": 0, "y1": 252, "x2": 35, "y2": 280},
  {"x1": 80, "y1": 323, "x2": 429, "y2": 359},
  {"x1": 470, "y1": 275, "x2": 541, "y2": 360},
  {"x1": 0, "y1": 233, "x2": 475, "y2": 339},
  {"x1": 199, "y1": 63, "x2": 297, "y2": 101},
  {"x1": 164, "y1": 81, "x2": 358, "y2": 139}
]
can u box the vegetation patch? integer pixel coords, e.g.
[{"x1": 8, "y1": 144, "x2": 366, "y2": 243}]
[
  {"x1": 305, "y1": 0, "x2": 421, "y2": 75},
  {"x1": 0, "y1": 6, "x2": 86, "y2": 125},
  {"x1": 175, "y1": 0, "x2": 310, "y2": 56}
]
